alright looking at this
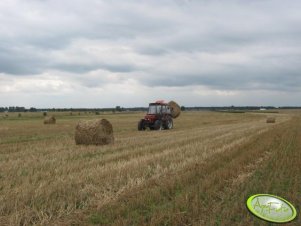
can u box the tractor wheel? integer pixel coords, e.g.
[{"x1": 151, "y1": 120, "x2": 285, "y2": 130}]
[
  {"x1": 154, "y1": 120, "x2": 163, "y2": 130},
  {"x1": 164, "y1": 118, "x2": 173, "y2": 130},
  {"x1": 138, "y1": 119, "x2": 146, "y2": 131}
]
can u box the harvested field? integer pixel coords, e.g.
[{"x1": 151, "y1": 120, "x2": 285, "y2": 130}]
[{"x1": 0, "y1": 111, "x2": 300, "y2": 226}]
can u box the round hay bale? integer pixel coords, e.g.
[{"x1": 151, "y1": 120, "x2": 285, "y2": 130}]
[
  {"x1": 168, "y1": 100, "x2": 181, "y2": 118},
  {"x1": 75, "y1": 119, "x2": 114, "y2": 145},
  {"x1": 44, "y1": 116, "x2": 56, "y2": 124},
  {"x1": 266, "y1": 117, "x2": 276, "y2": 123}
]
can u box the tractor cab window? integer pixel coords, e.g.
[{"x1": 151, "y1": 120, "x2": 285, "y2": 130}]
[
  {"x1": 148, "y1": 105, "x2": 163, "y2": 114},
  {"x1": 148, "y1": 105, "x2": 157, "y2": 114},
  {"x1": 166, "y1": 106, "x2": 171, "y2": 114},
  {"x1": 156, "y1": 105, "x2": 162, "y2": 114},
  {"x1": 162, "y1": 105, "x2": 171, "y2": 114}
]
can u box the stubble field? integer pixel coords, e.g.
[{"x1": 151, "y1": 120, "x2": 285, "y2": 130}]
[{"x1": 0, "y1": 111, "x2": 300, "y2": 226}]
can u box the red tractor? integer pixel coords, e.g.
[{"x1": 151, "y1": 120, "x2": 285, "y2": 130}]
[{"x1": 138, "y1": 100, "x2": 174, "y2": 130}]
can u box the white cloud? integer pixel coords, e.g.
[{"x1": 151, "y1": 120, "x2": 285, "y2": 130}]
[{"x1": 0, "y1": 73, "x2": 74, "y2": 94}]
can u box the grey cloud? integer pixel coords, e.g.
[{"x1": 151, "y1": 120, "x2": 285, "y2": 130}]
[
  {"x1": 103, "y1": 64, "x2": 136, "y2": 73},
  {"x1": 24, "y1": 35, "x2": 72, "y2": 50},
  {"x1": 54, "y1": 62, "x2": 137, "y2": 74},
  {"x1": 0, "y1": 46, "x2": 47, "y2": 75},
  {"x1": 0, "y1": 0, "x2": 301, "y2": 96},
  {"x1": 135, "y1": 46, "x2": 169, "y2": 56},
  {"x1": 141, "y1": 64, "x2": 301, "y2": 92},
  {"x1": 0, "y1": 0, "x2": 177, "y2": 74},
  {"x1": 54, "y1": 64, "x2": 101, "y2": 74}
]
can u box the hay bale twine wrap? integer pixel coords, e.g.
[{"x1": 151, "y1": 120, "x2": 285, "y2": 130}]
[
  {"x1": 75, "y1": 119, "x2": 114, "y2": 145},
  {"x1": 168, "y1": 101, "x2": 181, "y2": 118},
  {"x1": 44, "y1": 116, "x2": 56, "y2": 124},
  {"x1": 266, "y1": 117, "x2": 276, "y2": 123}
]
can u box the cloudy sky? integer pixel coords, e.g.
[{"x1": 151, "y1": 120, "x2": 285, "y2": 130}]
[{"x1": 0, "y1": 0, "x2": 300, "y2": 108}]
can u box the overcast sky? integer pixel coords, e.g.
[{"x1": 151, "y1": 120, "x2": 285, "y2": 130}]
[{"x1": 0, "y1": 0, "x2": 300, "y2": 108}]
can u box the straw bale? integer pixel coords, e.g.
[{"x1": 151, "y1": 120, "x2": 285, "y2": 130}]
[
  {"x1": 44, "y1": 116, "x2": 56, "y2": 124},
  {"x1": 168, "y1": 101, "x2": 181, "y2": 118},
  {"x1": 75, "y1": 119, "x2": 114, "y2": 145}
]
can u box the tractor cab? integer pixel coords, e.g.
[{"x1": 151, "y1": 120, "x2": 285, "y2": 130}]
[{"x1": 147, "y1": 102, "x2": 171, "y2": 115}]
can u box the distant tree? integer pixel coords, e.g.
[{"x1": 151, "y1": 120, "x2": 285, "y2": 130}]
[
  {"x1": 116, "y1": 106, "x2": 121, "y2": 112},
  {"x1": 181, "y1": 106, "x2": 186, "y2": 111},
  {"x1": 43, "y1": 112, "x2": 47, "y2": 116},
  {"x1": 15, "y1": 106, "x2": 25, "y2": 112}
]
